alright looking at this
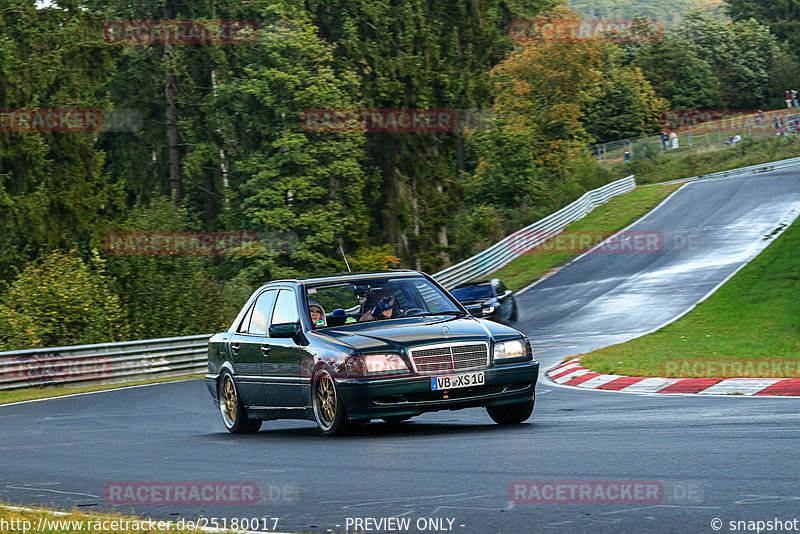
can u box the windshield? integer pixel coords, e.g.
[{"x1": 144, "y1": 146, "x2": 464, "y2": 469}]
[
  {"x1": 451, "y1": 284, "x2": 494, "y2": 301},
  {"x1": 304, "y1": 276, "x2": 463, "y2": 328}
]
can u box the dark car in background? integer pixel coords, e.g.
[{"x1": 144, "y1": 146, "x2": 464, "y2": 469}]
[
  {"x1": 205, "y1": 270, "x2": 538, "y2": 436},
  {"x1": 451, "y1": 279, "x2": 518, "y2": 324}
]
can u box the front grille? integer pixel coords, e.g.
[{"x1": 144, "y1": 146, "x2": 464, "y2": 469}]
[{"x1": 408, "y1": 342, "x2": 489, "y2": 374}]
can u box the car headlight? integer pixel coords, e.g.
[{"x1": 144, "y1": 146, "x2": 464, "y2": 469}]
[
  {"x1": 482, "y1": 305, "x2": 496, "y2": 314},
  {"x1": 346, "y1": 353, "x2": 410, "y2": 377},
  {"x1": 494, "y1": 339, "x2": 530, "y2": 361}
]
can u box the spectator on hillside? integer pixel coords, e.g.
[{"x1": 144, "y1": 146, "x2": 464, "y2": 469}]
[
  {"x1": 786, "y1": 90, "x2": 794, "y2": 109},
  {"x1": 793, "y1": 90, "x2": 799, "y2": 108},
  {"x1": 725, "y1": 134, "x2": 742, "y2": 146},
  {"x1": 660, "y1": 131, "x2": 670, "y2": 151},
  {"x1": 624, "y1": 151, "x2": 632, "y2": 163},
  {"x1": 669, "y1": 131, "x2": 679, "y2": 149},
  {"x1": 756, "y1": 110, "x2": 765, "y2": 127}
]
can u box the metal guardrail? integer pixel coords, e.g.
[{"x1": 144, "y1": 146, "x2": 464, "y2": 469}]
[
  {"x1": 432, "y1": 175, "x2": 636, "y2": 289},
  {"x1": 0, "y1": 176, "x2": 637, "y2": 391},
  {"x1": 657, "y1": 155, "x2": 800, "y2": 185},
  {"x1": 0, "y1": 335, "x2": 211, "y2": 391}
]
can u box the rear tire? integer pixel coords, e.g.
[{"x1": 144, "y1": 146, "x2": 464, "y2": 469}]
[
  {"x1": 486, "y1": 398, "x2": 534, "y2": 425},
  {"x1": 218, "y1": 372, "x2": 262, "y2": 434}
]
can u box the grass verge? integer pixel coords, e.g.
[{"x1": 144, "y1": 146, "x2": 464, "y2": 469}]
[
  {"x1": 492, "y1": 182, "x2": 683, "y2": 291},
  {"x1": 609, "y1": 134, "x2": 800, "y2": 185},
  {"x1": 0, "y1": 503, "x2": 234, "y2": 533},
  {"x1": 0, "y1": 374, "x2": 203, "y2": 406},
  {"x1": 580, "y1": 216, "x2": 800, "y2": 377}
]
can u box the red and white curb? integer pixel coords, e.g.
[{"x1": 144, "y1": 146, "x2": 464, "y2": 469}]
[{"x1": 547, "y1": 358, "x2": 800, "y2": 396}]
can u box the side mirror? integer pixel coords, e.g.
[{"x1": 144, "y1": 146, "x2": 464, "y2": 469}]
[
  {"x1": 465, "y1": 304, "x2": 484, "y2": 317},
  {"x1": 269, "y1": 322, "x2": 301, "y2": 338}
]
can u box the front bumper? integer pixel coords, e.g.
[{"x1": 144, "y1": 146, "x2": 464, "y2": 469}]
[{"x1": 337, "y1": 360, "x2": 539, "y2": 420}]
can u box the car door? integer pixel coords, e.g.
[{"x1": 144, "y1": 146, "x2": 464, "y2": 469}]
[
  {"x1": 262, "y1": 287, "x2": 305, "y2": 409},
  {"x1": 228, "y1": 288, "x2": 277, "y2": 408}
]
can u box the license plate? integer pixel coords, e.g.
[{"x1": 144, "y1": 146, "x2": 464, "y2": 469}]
[{"x1": 431, "y1": 371, "x2": 485, "y2": 391}]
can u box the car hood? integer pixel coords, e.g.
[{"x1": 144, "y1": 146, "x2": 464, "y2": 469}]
[{"x1": 317, "y1": 316, "x2": 522, "y2": 353}]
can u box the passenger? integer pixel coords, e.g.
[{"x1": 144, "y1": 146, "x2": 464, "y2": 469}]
[{"x1": 307, "y1": 298, "x2": 327, "y2": 329}]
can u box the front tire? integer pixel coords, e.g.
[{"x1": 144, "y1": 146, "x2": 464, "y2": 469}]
[
  {"x1": 486, "y1": 398, "x2": 534, "y2": 425},
  {"x1": 219, "y1": 372, "x2": 262, "y2": 434},
  {"x1": 312, "y1": 369, "x2": 350, "y2": 436}
]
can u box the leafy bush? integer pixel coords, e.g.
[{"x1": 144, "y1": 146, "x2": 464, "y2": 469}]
[{"x1": 0, "y1": 250, "x2": 127, "y2": 350}]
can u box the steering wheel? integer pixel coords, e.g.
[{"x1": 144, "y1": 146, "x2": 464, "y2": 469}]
[{"x1": 401, "y1": 307, "x2": 425, "y2": 317}]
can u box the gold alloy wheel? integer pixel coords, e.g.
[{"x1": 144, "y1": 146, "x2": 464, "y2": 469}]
[
  {"x1": 223, "y1": 377, "x2": 237, "y2": 423},
  {"x1": 316, "y1": 374, "x2": 336, "y2": 426}
]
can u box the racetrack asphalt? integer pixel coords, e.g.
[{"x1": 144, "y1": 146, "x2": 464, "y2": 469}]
[{"x1": 1, "y1": 169, "x2": 799, "y2": 534}]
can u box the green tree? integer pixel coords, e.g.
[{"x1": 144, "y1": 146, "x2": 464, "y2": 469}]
[
  {"x1": 726, "y1": 0, "x2": 800, "y2": 50},
  {"x1": 633, "y1": 39, "x2": 723, "y2": 109},
  {"x1": 85, "y1": 0, "x2": 270, "y2": 223},
  {"x1": 101, "y1": 197, "x2": 244, "y2": 339},
  {"x1": 489, "y1": 38, "x2": 604, "y2": 168},
  {"x1": 467, "y1": 122, "x2": 551, "y2": 209},
  {"x1": 0, "y1": 0, "x2": 121, "y2": 285},
  {"x1": 204, "y1": 13, "x2": 373, "y2": 284},
  {"x1": 304, "y1": 0, "x2": 560, "y2": 270},
  {"x1": 582, "y1": 62, "x2": 669, "y2": 143},
  {"x1": 670, "y1": 12, "x2": 789, "y2": 108},
  {"x1": 567, "y1": 0, "x2": 727, "y2": 25}
]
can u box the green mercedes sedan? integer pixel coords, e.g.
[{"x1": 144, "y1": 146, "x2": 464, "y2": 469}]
[{"x1": 205, "y1": 270, "x2": 539, "y2": 436}]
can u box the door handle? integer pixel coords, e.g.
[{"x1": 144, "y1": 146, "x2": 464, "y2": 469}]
[
  {"x1": 261, "y1": 344, "x2": 271, "y2": 356},
  {"x1": 231, "y1": 343, "x2": 240, "y2": 355}
]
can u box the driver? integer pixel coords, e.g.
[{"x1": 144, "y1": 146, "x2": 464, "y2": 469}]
[{"x1": 359, "y1": 286, "x2": 397, "y2": 322}]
